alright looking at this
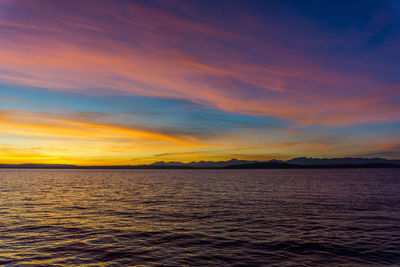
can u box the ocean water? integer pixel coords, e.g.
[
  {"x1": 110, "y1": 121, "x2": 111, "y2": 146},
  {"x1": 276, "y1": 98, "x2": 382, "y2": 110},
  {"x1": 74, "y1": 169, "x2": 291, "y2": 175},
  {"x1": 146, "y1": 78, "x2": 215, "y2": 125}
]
[{"x1": 0, "y1": 169, "x2": 399, "y2": 266}]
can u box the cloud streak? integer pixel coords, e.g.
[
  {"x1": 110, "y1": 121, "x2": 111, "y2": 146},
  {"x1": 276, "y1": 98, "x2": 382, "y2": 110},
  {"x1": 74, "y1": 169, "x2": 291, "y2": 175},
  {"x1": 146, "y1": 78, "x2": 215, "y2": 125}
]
[
  {"x1": 0, "y1": 0, "x2": 399, "y2": 126},
  {"x1": 0, "y1": 0, "x2": 399, "y2": 163},
  {"x1": 0, "y1": 109, "x2": 199, "y2": 143}
]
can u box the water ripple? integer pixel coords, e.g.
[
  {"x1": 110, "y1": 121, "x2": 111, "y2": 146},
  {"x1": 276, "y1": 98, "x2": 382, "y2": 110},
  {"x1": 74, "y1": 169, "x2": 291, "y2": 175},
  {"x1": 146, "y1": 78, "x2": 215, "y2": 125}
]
[{"x1": 0, "y1": 169, "x2": 399, "y2": 265}]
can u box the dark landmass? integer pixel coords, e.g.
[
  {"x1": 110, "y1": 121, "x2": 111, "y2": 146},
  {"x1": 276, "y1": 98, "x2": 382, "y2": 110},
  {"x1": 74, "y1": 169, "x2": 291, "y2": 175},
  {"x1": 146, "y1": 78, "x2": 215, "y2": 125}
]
[
  {"x1": 286, "y1": 157, "x2": 400, "y2": 165},
  {"x1": 148, "y1": 158, "x2": 268, "y2": 168},
  {"x1": 1, "y1": 157, "x2": 400, "y2": 169},
  {"x1": 0, "y1": 164, "x2": 195, "y2": 169},
  {"x1": 224, "y1": 162, "x2": 400, "y2": 169}
]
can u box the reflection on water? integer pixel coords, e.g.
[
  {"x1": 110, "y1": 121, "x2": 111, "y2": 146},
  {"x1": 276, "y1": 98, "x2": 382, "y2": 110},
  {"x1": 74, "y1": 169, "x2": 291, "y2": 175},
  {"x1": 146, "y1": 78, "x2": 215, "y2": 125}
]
[{"x1": 0, "y1": 169, "x2": 399, "y2": 265}]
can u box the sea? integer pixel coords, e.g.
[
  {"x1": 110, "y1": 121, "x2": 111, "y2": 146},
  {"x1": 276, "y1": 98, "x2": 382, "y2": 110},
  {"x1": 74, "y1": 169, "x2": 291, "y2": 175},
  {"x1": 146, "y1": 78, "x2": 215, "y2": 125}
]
[{"x1": 0, "y1": 169, "x2": 399, "y2": 266}]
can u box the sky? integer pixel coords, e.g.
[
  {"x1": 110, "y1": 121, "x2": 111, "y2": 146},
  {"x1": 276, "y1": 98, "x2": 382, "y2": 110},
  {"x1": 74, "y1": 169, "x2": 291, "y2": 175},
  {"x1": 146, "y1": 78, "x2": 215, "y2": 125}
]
[{"x1": 0, "y1": 0, "x2": 399, "y2": 165}]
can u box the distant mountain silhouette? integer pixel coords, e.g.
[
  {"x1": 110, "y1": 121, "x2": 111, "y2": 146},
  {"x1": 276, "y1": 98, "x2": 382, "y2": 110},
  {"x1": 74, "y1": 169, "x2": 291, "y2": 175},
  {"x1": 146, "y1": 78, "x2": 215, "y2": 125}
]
[
  {"x1": 144, "y1": 157, "x2": 400, "y2": 168},
  {"x1": 0, "y1": 157, "x2": 399, "y2": 169},
  {"x1": 286, "y1": 157, "x2": 400, "y2": 165},
  {"x1": 223, "y1": 162, "x2": 400, "y2": 169},
  {"x1": 147, "y1": 159, "x2": 268, "y2": 168},
  {"x1": 224, "y1": 162, "x2": 301, "y2": 169}
]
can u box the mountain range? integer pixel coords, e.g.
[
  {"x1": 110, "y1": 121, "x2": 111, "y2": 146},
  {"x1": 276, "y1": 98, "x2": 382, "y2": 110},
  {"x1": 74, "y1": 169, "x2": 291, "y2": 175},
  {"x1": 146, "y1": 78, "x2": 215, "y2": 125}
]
[{"x1": 0, "y1": 157, "x2": 400, "y2": 169}]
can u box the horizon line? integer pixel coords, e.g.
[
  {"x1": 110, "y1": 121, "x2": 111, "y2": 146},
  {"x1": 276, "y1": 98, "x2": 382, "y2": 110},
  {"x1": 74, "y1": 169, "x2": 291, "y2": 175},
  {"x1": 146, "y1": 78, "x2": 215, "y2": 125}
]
[{"x1": 1, "y1": 156, "x2": 399, "y2": 167}]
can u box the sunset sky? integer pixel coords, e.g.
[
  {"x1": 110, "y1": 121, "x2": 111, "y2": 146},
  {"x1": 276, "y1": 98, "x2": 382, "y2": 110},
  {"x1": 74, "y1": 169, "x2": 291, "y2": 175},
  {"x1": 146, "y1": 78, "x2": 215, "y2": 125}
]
[{"x1": 0, "y1": 0, "x2": 399, "y2": 165}]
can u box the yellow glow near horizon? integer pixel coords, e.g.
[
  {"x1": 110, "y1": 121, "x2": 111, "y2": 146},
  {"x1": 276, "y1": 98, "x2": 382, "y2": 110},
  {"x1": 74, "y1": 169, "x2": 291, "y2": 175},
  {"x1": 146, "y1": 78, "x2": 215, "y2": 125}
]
[{"x1": 0, "y1": 109, "x2": 391, "y2": 165}]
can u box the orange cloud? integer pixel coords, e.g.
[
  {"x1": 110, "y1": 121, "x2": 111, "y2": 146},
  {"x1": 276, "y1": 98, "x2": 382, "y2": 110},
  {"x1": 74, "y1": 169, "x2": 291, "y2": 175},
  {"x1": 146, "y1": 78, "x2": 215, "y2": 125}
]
[
  {"x1": 0, "y1": 109, "x2": 213, "y2": 164},
  {"x1": 0, "y1": 110, "x2": 198, "y2": 143},
  {"x1": 1, "y1": 108, "x2": 398, "y2": 164}
]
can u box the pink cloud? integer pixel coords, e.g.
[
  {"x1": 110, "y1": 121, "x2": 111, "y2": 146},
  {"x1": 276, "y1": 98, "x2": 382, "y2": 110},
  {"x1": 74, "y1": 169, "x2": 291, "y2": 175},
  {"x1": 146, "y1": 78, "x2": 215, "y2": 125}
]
[{"x1": 0, "y1": 0, "x2": 399, "y2": 126}]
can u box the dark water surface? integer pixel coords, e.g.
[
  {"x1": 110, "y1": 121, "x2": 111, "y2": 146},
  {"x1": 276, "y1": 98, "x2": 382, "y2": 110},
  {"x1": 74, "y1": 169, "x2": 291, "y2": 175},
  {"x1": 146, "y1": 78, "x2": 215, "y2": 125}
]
[{"x1": 0, "y1": 169, "x2": 399, "y2": 266}]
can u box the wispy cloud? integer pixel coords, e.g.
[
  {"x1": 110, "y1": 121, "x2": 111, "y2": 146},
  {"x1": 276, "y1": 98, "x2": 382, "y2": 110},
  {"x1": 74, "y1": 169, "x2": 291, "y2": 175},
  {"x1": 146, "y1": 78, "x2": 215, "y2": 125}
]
[
  {"x1": 0, "y1": 0, "x2": 399, "y2": 126},
  {"x1": 0, "y1": 0, "x2": 399, "y2": 163},
  {"x1": 0, "y1": 109, "x2": 199, "y2": 143}
]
